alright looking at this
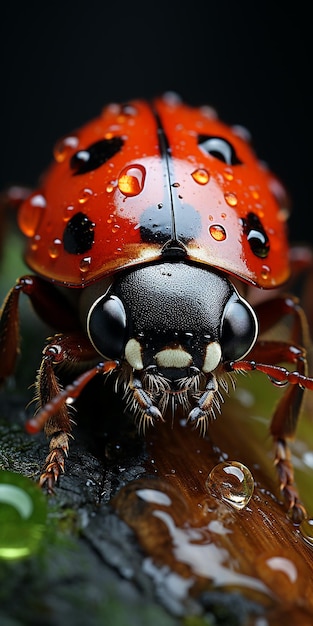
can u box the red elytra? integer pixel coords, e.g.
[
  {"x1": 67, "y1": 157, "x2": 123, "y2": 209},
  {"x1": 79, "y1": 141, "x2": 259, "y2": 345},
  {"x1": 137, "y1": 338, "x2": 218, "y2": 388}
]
[{"x1": 18, "y1": 95, "x2": 289, "y2": 288}]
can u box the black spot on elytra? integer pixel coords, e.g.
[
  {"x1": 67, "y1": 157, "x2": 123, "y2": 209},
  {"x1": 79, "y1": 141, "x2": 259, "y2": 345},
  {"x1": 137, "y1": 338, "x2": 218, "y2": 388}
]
[
  {"x1": 139, "y1": 202, "x2": 202, "y2": 248},
  {"x1": 242, "y1": 212, "x2": 270, "y2": 258},
  {"x1": 175, "y1": 203, "x2": 202, "y2": 244},
  {"x1": 70, "y1": 137, "x2": 124, "y2": 175},
  {"x1": 198, "y1": 135, "x2": 242, "y2": 165},
  {"x1": 139, "y1": 204, "x2": 172, "y2": 244},
  {"x1": 63, "y1": 212, "x2": 95, "y2": 254}
]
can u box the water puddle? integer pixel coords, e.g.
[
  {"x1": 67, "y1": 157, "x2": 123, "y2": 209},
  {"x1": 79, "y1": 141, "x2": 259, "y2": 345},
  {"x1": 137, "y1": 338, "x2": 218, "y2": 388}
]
[{"x1": 112, "y1": 395, "x2": 313, "y2": 620}]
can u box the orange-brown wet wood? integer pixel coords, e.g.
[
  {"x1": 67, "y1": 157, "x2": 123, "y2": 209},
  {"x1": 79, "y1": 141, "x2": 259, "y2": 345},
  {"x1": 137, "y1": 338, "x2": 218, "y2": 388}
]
[{"x1": 112, "y1": 379, "x2": 313, "y2": 625}]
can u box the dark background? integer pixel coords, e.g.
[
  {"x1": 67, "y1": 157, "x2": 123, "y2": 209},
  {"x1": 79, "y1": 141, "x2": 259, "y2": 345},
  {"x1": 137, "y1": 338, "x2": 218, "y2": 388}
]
[{"x1": 0, "y1": 2, "x2": 311, "y2": 245}]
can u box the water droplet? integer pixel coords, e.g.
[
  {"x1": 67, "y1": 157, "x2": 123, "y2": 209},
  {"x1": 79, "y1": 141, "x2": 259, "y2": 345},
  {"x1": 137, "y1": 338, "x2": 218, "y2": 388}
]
[
  {"x1": 224, "y1": 192, "x2": 238, "y2": 207},
  {"x1": 205, "y1": 461, "x2": 254, "y2": 510},
  {"x1": 103, "y1": 103, "x2": 121, "y2": 117},
  {"x1": 0, "y1": 470, "x2": 47, "y2": 560},
  {"x1": 117, "y1": 105, "x2": 137, "y2": 124},
  {"x1": 49, "y1": 238, "x2": 62, "y2": 259},
  {"x1": 231, "y1": 125, "x2": 252, "y2": 143},
  {"x1": 118, "y1": 165, "x2": 146, "y2": 196},
  {"x1": 136, "y1": 488, "x2": 172, "y2": 506},
  {"x1": 191, "y1": 168, "x2": 210, "y2": 185},
  {"x1": 250, "y1": 188, "x2": 260, "y2": 200},
  {"x1": 278, "y1": 208, "x2": 289, "y2": 222},
  {"x1": 255, "y1": 206, "x2": 264, "y2": 218},
  {"x1": 261, "y1": 265, "x2": 271, "y2": 280},
  {"x1": 200, "y1": 105, "x2": 218, "y2": 120},
  {"x1": 18, "y1": 193, "x2": 46, "y2": 237},
  {"x1": 255, "y1": 549, "x2": 302, "y2": 602},
  {"x1": 106, "y1": 182, "x2": 116, "y2": 193},
  {"x1": 209, "y1": 224, "x2": 227, "y2": 241},
  {"x1": 30, "y1": 234, "x2": 41, "y2": 251},
  {"x1": 63, "y1": 205, "x2": 75, "y2": 222},
  {"x1": 53, "y1": 135, "x2": 79, "y2": 163},
  {"x1": 162, "y1": 91, "x2": 181, "y2": 106},
  {"x1": 121, "y1": 103, "x2": 138, "y2": 117},
  {"x1": 172, "y1": 182, "x2": 180, "y2": 188},
  {"x1": 223, "y1": 168, "x2": 234, "y2": 181},
  {"x1": 79, "y1": 256, "x2": 92, "y2": 273},
  {"x1": 265, "y1": 556, "x2": 298, "y2": 583},
  {"x1": 78, "y1": 188, "x2": 93, "y2": 204},
  {"x1": 299, "y1": 517, "x2": 313, "y2": 546},
  {"x1": 30, "y1": 193, "x2": 46, "y2": 208}
]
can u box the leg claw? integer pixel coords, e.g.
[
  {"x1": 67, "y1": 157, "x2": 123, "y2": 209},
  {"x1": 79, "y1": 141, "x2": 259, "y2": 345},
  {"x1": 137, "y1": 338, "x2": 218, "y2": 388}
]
[{"x1": 39, "y1": 447, "x2": 66, "y2": 492}]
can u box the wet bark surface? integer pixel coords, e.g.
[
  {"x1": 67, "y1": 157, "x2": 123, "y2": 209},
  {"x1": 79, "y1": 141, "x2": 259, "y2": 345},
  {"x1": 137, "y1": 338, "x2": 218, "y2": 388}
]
[
  {"x1": 1, "y1": 370, "x2": 313, "y2": 626},
  {"x1": 0, "y1": 388, "x2": 178, "y2": 626}
]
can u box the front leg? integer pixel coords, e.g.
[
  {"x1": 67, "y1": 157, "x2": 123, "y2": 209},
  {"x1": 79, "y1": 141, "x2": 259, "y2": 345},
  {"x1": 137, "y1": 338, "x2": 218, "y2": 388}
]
[
  {"x1": 273, "y1": 438, "x2": 307, "y2": 523},
  {"x1": 36, "y1": 355, "x2": 73, "y2": 492},
  {"x1": 187, "y1": 373, "x2": 219, "y2": 434},
  {"x1": 128, "y1": 372, "x2": 164, "y2": 432},
  {"x1": 32, "y1": 334, "x2": 101, "y2": 493},
  {"x1": 255, "y1": 295, "x2": 310, "y2": 522},
  {"x1": 0, "y1": 275, "x2": 81, "y2": 383}
]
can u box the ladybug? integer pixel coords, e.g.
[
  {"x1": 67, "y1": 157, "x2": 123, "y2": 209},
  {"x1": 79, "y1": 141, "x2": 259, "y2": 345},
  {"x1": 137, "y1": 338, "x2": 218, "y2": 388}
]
[{"x1": 1, "y1": 93, "x2": 312, "y2": 521}]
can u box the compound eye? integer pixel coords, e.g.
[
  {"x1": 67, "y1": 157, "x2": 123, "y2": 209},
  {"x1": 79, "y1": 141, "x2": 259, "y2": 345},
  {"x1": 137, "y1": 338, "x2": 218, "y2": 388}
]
[
  {"x1": 87, "y1": 295, "x2": 128, "y2": 359},
  {"x1": 220, "y1": 293, "x2": 258, "y2": 362}
]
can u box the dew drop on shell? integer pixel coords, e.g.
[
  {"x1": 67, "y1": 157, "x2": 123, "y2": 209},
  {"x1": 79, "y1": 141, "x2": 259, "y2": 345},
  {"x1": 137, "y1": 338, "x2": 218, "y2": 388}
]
[
  {"x1": 118, "y1": 165, "x2": 146, "y2": 197},
  {"x1": 261, "y1": 265, "x2": 271, "y2": 281},
  {"x1": 63, "y1": 205, "x2": 75, "y2": 222},
  {"x1": 191, "y1": 168, "x2": 210, "y2": 185},
  {"x1": 48, "y1": 238, "x2": 62, "y2": 259},
  {"x1": 79, "y1": 256, "x2": 92, "y2": 273},
  {"x1": 53, "y1": 136, "x2": 79, "y2": 163},
  {"x1": 223, "y1": 168, "x2": 234, "y2": 181},
  {"x1": 106, "y1": 183, "x2": 116, "y2": 193},
  {"x1": 209, "y1": 224, "x2": 227, "y2": 241},
  {"x1": 18, "y1": 193, "x2": 46, "y2": 237},
  {"x1": 224, "y1": 192, "x2": 238, "y2": 207},
  {"x1": 78, "y1": 188, "x2": 93, "y2": 204}
]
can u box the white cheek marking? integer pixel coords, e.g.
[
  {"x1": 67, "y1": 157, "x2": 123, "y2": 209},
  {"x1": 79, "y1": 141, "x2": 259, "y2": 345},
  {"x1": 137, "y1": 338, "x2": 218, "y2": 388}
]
[
  {"x1": 125, "y1": 338, "x2": 144, "y2": 370},
  {"x1": 202, "y1": 341, "x2": 222, "y2": 373},
  {"x1": 155, "y1": 348, "x2": 192, "y2": 369}
]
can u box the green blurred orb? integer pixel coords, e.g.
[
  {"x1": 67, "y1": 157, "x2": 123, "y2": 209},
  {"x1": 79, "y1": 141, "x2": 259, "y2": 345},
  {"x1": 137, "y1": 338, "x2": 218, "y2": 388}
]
[{"x1": 0, "y1": 471, "x2": 47, "y2": 559}]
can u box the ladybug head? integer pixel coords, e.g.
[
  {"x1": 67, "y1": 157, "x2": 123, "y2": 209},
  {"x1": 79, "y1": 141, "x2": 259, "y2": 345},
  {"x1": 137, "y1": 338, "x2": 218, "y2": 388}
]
[{"x1": 80, "y1": 262, "x2": 258, "y2": 380}]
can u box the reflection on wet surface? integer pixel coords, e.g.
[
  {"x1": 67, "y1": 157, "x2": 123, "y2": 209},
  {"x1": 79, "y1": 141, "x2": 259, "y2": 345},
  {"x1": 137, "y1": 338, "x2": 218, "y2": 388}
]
[{"x1": 113, "y1": 386, "x2": 313, "y2": 622}]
